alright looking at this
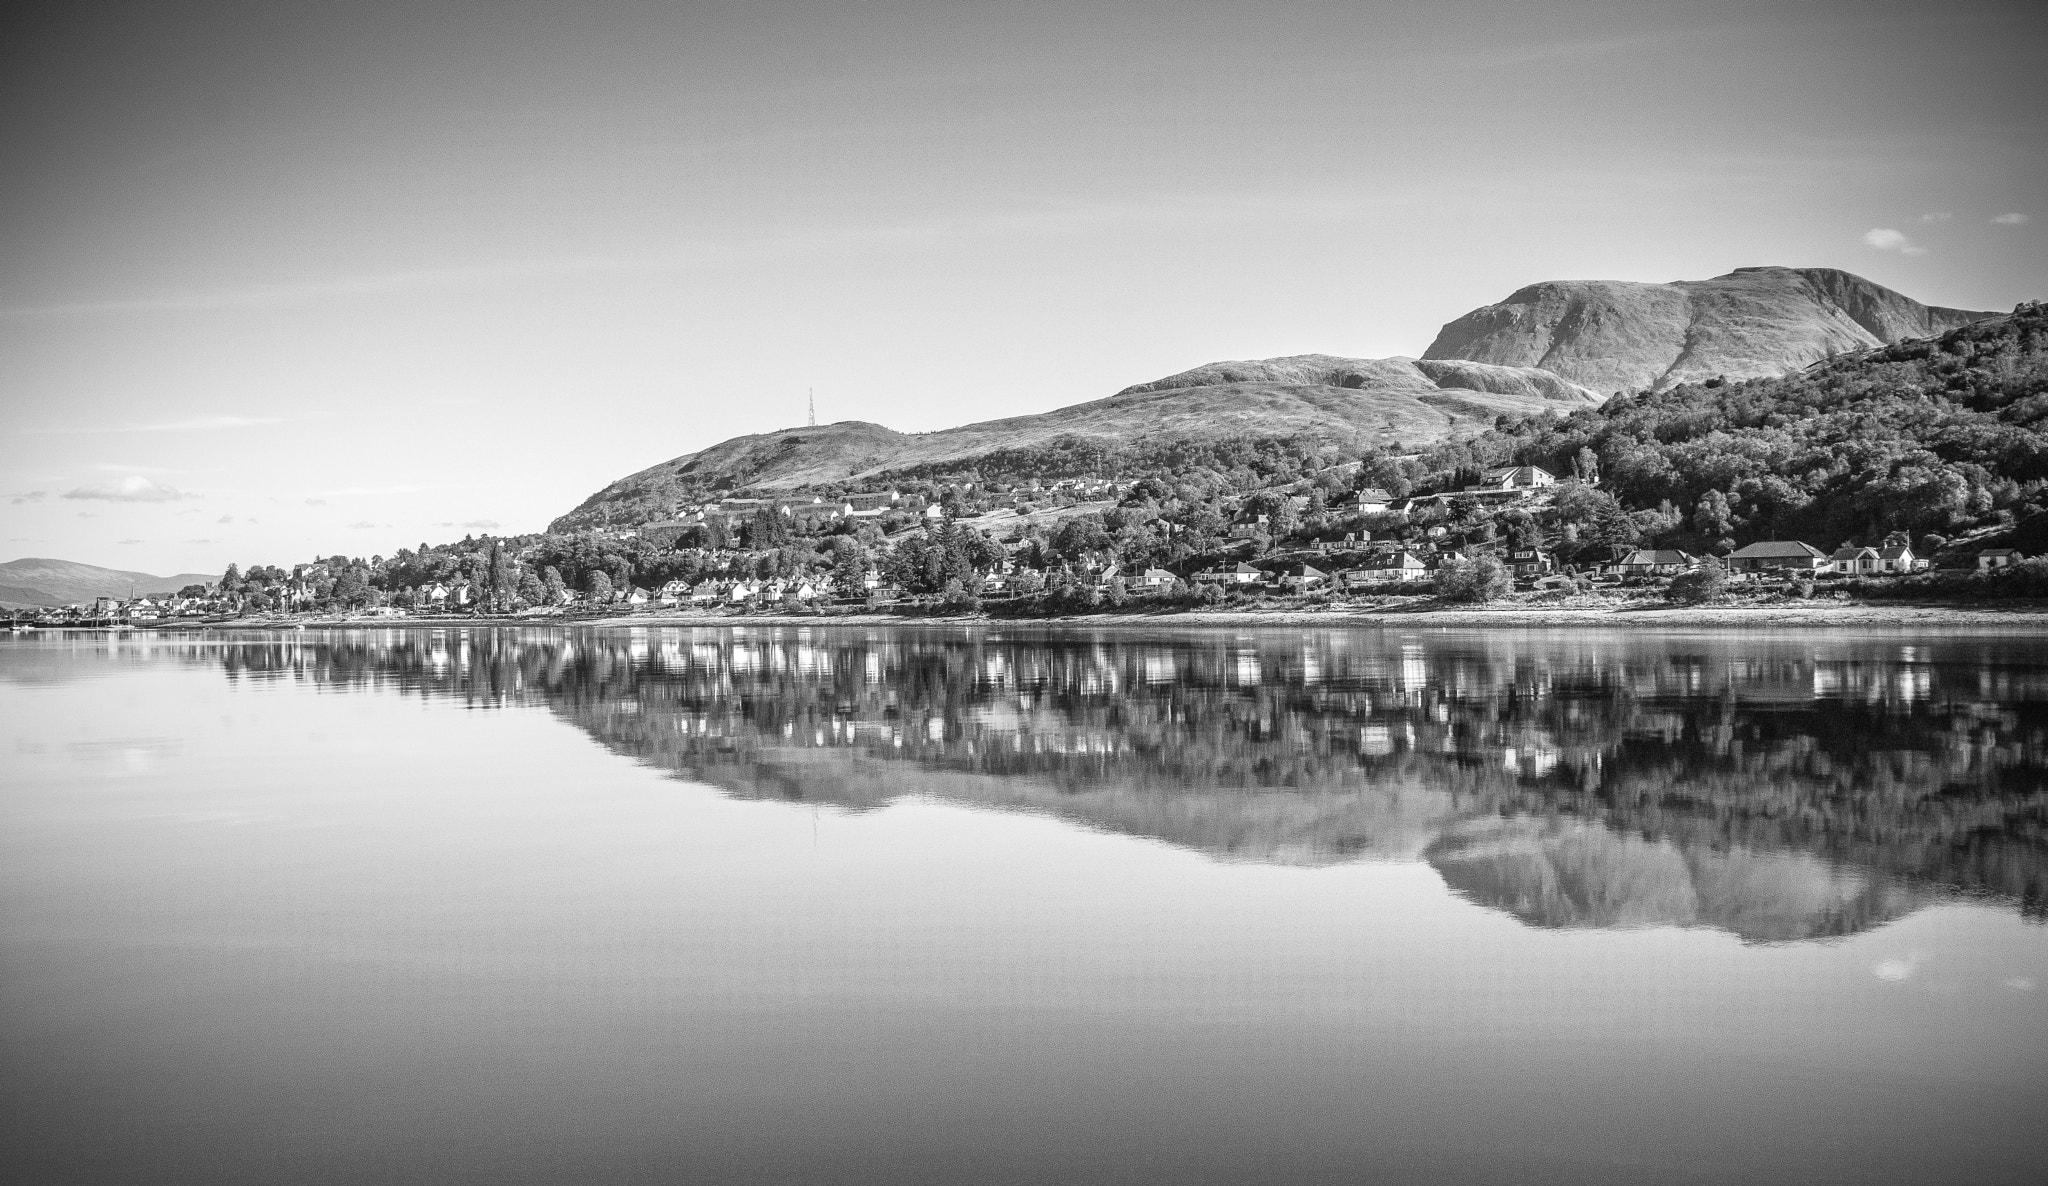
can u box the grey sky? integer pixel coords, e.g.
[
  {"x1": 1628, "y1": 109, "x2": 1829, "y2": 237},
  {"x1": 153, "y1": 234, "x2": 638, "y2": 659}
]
[{"x1": 3, "y1": 0, "x2": 2043, "y2": 573}]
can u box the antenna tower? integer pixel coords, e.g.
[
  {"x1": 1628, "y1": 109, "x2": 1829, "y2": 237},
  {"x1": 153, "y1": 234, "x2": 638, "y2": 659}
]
[{"x1": 808, "y1": 387, "x2": 816, "y2": 427}]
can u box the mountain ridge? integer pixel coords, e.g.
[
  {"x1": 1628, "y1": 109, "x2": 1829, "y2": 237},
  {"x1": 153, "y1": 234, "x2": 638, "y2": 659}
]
[
  {"x1": 0, "y1": 558, "x2": 216, "y2": 606},
  {"x1": 1423, "y1": 266, "x2": 2000, "y2": 395},
  {"x1": 550, "y1": 355, "x2": 1601, "y2": 530}
]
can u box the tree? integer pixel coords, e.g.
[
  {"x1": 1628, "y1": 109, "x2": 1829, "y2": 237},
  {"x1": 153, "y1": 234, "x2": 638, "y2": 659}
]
[
  {"x1": 220, "y1": 563, "x2": 241, "y2": 592},
  {"x1": 541, "y1": 566, "x2": 567, "y2": 604},
  {"x1": 588, "y1": 570, "x2": 614, "y2": 602},
  {"x1": 1666, "y1": 561, "x2": 1729, "y2": 604},
  {"x1": 1436, "y1": 554, "x2": 1513, "y2": 603}
]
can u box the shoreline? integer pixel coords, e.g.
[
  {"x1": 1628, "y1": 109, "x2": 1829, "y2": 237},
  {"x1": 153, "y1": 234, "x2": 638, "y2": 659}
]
[{"x1": 88, "y1": 600, "x2": 2048, "y2": 632}]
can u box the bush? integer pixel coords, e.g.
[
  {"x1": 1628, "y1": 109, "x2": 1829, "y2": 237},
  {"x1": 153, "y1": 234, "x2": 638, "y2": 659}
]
[
  {"x1": 1665, "y1": 563, "x2": 1730, "y2": 604},
  {"x1": 1436, "y1": 554, "x2": 1514, "y2": 603}
]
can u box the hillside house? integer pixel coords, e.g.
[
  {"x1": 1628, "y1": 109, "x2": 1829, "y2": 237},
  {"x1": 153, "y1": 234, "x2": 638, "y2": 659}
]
[
  {"x1": 1876, "y1": 544, "x2": 1920, "y2": 573},
  {"x1": 1979, "y1": 548, "x2": 2024, "y2": 570},
  {"x1": 1282, "y1": 565, "x2": 1329, "y2": 592},
  {"x1": 1354, "y1": 551, "x2": 1430, "y2": 583},
  {"x1": 1727, "y1": 540, "x2": 1829, "y2": 574},
  {"x1": 1829, "y1": 546, "x2": 1880, "y2": 576},
  {"x1": 1466, "y1": 466, "x2": 1557, "y2": 495},
  {"x1": 1194, "y1": 562, "x2": 1265, "y2": 587},
  {"x1": 1133, "y1": 568, "x2": 1178, "y2": 592},
  {"x1": 1618, "y1": 549, "x2": 1695, "y2": 576},
  {"x1": 1508, "y1": 548, "x2": 1555, "y2": 576}
]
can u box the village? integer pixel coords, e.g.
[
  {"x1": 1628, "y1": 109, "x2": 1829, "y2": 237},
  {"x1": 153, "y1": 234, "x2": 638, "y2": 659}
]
[{"x1": 13, "y1": 465, "x2": 2035, "y2": 628}]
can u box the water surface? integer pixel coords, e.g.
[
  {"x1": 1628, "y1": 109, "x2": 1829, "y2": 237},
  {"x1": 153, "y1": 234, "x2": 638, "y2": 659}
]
[{"x1": 3, "y1": 625, "x2": 2045, "y2": 1184}]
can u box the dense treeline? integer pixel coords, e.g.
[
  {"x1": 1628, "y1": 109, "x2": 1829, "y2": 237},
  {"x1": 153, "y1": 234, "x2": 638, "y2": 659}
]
[{"x1": 1411, "y1": 303, "x2": 2048, "y2": 554}]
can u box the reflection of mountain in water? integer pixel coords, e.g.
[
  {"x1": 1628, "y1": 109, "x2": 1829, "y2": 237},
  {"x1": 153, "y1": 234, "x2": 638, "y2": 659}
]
[{"x1": 211, "y1": 627, "x2": 2048, "y2": 941}]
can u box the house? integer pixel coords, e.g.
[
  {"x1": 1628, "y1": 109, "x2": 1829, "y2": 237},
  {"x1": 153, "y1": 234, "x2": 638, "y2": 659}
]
[
  {"x1": 1353, "y1": 551, "x2": 1430, "y2": 583},
  {"x1": 1829, "y1": 546, "x2": 1879, "y2": 576},
  {"x1": 1344, "y1": 488, "x2": 1394, "y2": 513},
  {"x1": 726, "y1": 580, "x2": 758, "y2": 604},
  {"x1": 1466, "y1": 466, "x2": 1557, "y2": 494},
  {"x1": 1618, "y1": 549, "x2": 1695, "y2": 576},
  {"x1": 1726, "y1": 540, "x2": 1829, "y2": 574},
  {"x1": 1875, "y1": 544, "x2": 1918, "y2": 574},
  {"x1": 1133, "y1": 568, "x2": 1178, "y2": 592},
  {"x1": 1312, "y1": 532, "x2": 1367, "y2": 554},
  {"x1": 624, "y1": 587, "x2": 651, "y2": 606},
  {"x1": 689, "y1": 580, "x2": 722, "y2": 604},
  {"x1": 846, "y1": 491, "x2": 900, "y2": 512},
  {"x1": 1194, "y1": 562, "x2": 1266, "y2": 587},
  {"x1": 424, "y1": 582, "x2": 450, "y2": 608},
  {"x1": 1282, "y1": 564, "x2": 1329, "y2": 592},
  {"x1": 657, "y1": 580, "x2": 691, "y2": 604},
  {"x1": 1508, "y1": 548, "x2": 1555, "y2": 576},
  {"x1": 1979, "y1": 548, "x2": 2025, "y2": 570}
]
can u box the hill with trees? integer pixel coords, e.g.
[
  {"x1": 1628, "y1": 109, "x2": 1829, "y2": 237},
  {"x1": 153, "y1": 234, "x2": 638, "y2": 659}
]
[
  {"x1": 549, "y1": 355, "x2": 1600, "y2": 530},
  {"x1": 1412, "y1": 301, "x2": 2048, "y2": 557}
]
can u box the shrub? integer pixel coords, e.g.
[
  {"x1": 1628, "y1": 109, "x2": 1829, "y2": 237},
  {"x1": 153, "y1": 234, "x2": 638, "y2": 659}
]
[
  {"x1": 1665, "y1": 562, "x2": 1730, "y2": 604},
  {"x1": 1436, "y1": 554, "x2": 1514, "y2": 603}
]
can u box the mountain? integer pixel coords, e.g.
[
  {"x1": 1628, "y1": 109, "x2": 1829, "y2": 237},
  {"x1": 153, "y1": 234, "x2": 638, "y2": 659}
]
[
  {"x1": 552, "y1": 355, "x2": 1599, "y2": 529},
  {"x1": 1423, "y1": 266, "x2": 2002, "y2": 396},
  {"x1": 0, "y1": 558, "x2": 215, "y2": 606}
]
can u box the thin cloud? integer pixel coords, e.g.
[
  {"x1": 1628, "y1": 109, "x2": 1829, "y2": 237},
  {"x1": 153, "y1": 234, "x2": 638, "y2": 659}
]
[
  {"x1": 217, "y1": 514, "x2": 235, "y2": 524},
  {"x1": 0, "y1": 196, "x2": 1374, "y2": 320},
  {"x1": 438, "y1": 519, "x2": 501, "y2": 530},
  {"x1": 348, "y1": 520, "x2": 379, "y2": 529},
  {"x1": 185, "y1": 537, "x2": 213, "y2": 544},
  {"x1": 1992, "y1": 212, "x2": 2029, "y2": 225},
  {"x1": 117, "y1": 538, "x2": 144, "y2": 546},
  {"x1": 1916, "y1": 212, "x2": 1951, "y2": 223},
  {"x1": 311, "y1": 484, "x2": 428, "y2": 497},
  {"x1": 304, "y1": 498, "x2": 327, "y2": 506},
  {"x1": 1862, "y1": 227, "x2": 1926, "y2": 255},
  {"x1": 9, "y1": 491, "x2": 46, "y2": 504},
  {"x1": 25, "y1": 415, "x2": 299, "y2": 436},
  {"x1": 64, "y1": 475, "x2": 190, "y2": 502}
]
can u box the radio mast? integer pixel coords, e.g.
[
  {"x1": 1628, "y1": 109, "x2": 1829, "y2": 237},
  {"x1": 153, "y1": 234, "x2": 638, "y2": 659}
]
[{"x1": 808, "y1": 387, "x2": 816, "y2": 427}]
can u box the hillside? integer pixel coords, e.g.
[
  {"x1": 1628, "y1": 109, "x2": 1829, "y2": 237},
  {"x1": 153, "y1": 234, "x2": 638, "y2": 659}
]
[
  {"x1": 1428, "y1": 302, "x2": 2048, "y2": 552},
  {"x1": 1424, "y1": 266, "x2": 2001, "y2": 396},
  {"x1": 0, "y1": 558, "x2": 215, "y2": 606},
  {"x1": 552, "y1": 355, "x2": 1599, "y2": 530}
]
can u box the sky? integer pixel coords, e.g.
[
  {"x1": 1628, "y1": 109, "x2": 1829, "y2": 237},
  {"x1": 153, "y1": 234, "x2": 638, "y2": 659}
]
[{"x1": 2, "y1": 0, "x2": 2044, "y2": 577}]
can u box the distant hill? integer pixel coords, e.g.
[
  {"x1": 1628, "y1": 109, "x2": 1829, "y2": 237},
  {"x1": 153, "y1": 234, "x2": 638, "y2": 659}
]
[
  {"x1": 1424, "y1": 266, "x2": 2001, "y2": 396},
  {"x1": 0, "y1": 558, "x2": 215, "y2": 606},
  {"x1": 551, "y1": 355, "x2": 1599, "y2": 530}
]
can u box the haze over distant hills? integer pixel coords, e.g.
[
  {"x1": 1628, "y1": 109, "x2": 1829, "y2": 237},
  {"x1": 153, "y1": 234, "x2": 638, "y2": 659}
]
[
  {"x1": 0, "y1": 558, "x2": 216, "y2": 607},
  {"x1": 555, "y1": 265, "x2": 2003, "y2": 530},
  {"x1": 1424, "y1": 266, "x2": 2001, "y2": 396},
  {"x1": 551, "y1": 356, "x2": 1600, "y2": 529}
]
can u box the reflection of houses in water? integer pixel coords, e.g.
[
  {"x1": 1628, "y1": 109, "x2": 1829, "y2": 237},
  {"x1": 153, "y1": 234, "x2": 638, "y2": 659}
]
[{"x1": 206, "y1": 626, "x2": 2048, "y2": 938}]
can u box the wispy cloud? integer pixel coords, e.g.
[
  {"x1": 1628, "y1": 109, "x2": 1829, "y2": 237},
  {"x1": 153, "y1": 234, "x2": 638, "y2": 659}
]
[
  {"x1": 1916, "y1": 211, "x2": 1951, "y2": 223},
  {"x1": 310, "y1": 484, "x2": 427, "y2": 497},
  {"x1": 26, "y1": 415, "x2": 300, "y2": 436},
  {"x1": 1992, "y1": 212, "x2": 2029, "y2": 225},
  {"x1": 0, "y1": 195, "x2": 1378, "y2": 320},
  {"x1": 438, "y1": 519, "x2": 501, "y2": 530},
  {"x1": 1872, "y1": 953, "x2": 1923, "y2": 982},
  {"x1": 217, "y1": 514, "x2": 236, "y2": 524},
  {"x1": 8, "y1": 491, "x2": 46, "y2": 505},
  {"x1": 1862, "y1": 227, "x2": 1926, "y2": 255},
  {"x1": 117, "y1": 538, "x2": 144, "y2": 546},
  {"x1": 304, "y1": 498, "x2": 327, "y2": 506},
  {"x1": 348, "y1": 520, "x2": 380, "y2": 529},
  {"x1": 64, "y1": 475, "x2": 191, "y2": 502},
  {"x1": 185, "y1": 537, "x2": 212, "y2": 544}
]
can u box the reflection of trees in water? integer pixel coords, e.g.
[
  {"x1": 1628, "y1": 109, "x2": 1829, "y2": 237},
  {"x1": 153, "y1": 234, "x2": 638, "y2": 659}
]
[{"x1": 215, "y1": 627, "x2": 2048, "y2": 937}]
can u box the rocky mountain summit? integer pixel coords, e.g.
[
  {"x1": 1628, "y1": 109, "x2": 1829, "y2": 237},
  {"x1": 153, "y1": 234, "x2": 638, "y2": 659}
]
[
  {"x1": 1424, "y1": 266, "x2": 2000, "y2": 395},
  {"x1": 551, "y1": 356, "x2": 1598, "y2": 528}
]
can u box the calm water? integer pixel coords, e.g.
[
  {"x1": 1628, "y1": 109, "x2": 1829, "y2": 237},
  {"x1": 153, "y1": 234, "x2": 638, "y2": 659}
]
[{"x1": 3, "y1": 625, "x2": 2046, "y2": 1185}]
